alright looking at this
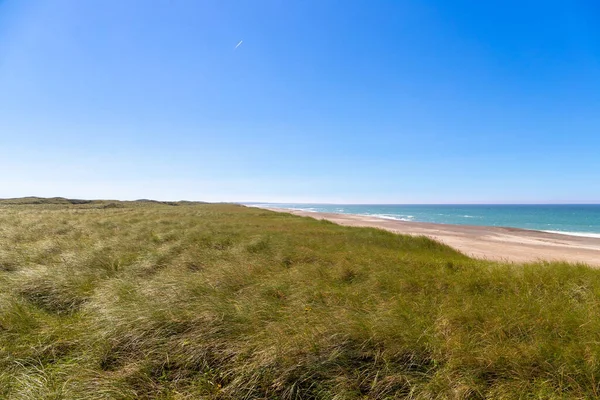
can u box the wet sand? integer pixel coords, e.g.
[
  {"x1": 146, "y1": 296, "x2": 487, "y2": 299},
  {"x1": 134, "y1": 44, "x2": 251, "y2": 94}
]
[{"x1": 263, "y1": 208, "x2": 600, "y2": 266}]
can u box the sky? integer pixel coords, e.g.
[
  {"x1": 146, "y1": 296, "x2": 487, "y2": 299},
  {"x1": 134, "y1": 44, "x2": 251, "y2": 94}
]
[{"x1": 1, "y1": 0, "x2": 599, "y2": 203}]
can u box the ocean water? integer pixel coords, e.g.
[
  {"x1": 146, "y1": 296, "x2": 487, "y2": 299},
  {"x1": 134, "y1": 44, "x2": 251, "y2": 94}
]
[{"x1": 247, "y1": 204, "x2": 600, "y2": 238}]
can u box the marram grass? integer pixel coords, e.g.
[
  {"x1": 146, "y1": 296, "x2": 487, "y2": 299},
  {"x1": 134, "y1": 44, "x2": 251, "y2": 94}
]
[{"x1": 1, "y1": 200, "x2": 600, "y2": 399}]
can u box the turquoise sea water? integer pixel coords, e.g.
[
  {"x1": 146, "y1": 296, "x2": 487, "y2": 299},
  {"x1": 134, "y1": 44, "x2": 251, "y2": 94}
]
[{"x1": 247, "y1": 204, "x2": 600, "y2": 238}]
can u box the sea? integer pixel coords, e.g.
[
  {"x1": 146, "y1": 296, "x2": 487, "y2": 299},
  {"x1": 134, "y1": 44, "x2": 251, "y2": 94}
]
[{"x1": 246, "y1": 204, "x2": 600, "y2": 238}]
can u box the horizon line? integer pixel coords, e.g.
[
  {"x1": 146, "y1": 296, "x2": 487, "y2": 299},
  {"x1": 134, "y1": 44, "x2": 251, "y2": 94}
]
[{"x1": 242, "y1": 202, "x2": 600, "y2": 206}]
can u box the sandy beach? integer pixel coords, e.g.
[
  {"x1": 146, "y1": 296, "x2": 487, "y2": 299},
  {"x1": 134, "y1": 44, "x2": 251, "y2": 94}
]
[{"x1": 264, "y1": 207, "x2": 600, "y2": 266}]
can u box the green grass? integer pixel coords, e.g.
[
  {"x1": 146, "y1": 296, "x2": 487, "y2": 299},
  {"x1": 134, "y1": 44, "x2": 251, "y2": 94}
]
[{"x1": 1, "y1": 200, "x2": 600, "y2": 399}]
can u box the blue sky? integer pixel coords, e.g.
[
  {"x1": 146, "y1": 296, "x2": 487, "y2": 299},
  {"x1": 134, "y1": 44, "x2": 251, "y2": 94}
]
[{"x1": 1, "y1": 1, "x2": 599, "y2": 203}]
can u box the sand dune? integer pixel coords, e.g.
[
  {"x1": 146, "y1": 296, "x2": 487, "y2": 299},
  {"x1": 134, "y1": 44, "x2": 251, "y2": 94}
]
[{"x1": 265, "y1": 208, "x2": 600, "y2": 266}]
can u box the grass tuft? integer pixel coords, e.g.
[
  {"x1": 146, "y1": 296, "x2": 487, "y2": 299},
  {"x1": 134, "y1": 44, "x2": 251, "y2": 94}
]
[{"x1": 1, "y1": 201, "x2": 600, "y2": 398}]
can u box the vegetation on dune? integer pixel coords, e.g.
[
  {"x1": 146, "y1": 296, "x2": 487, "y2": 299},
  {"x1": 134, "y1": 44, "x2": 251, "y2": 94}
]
[
  {"x1": 1, "y1": 200, "x2": 600, "y2": 399},
  {"x1": 0, "y1": 197, "x2": 205, "y2": 206}
]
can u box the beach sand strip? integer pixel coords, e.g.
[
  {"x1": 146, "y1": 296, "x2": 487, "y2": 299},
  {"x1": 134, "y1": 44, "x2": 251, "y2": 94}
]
[{"x1": 263, "y1": 208, "x2": 600, "y2": 266}]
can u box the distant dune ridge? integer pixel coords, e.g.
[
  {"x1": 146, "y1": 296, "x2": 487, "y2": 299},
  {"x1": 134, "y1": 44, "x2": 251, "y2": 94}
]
[{"x1": 0, "y1": 196, "x2": 207, "y2": 206}]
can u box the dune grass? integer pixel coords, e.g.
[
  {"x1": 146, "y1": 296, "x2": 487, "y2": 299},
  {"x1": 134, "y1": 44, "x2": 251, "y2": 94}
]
[{"x1": 1, "y1": 201, "x2": 600, "y2": 399}]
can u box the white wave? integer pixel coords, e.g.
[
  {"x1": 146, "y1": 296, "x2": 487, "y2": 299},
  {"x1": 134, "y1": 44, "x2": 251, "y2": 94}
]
[
  {"x1": 543, "y1": 230, "x2": 600, "y2": 239},
  {"x1": 366, "y1": 213, "x2": 414, "y2": 222},
  {"x1": 246, "y1": 204, "x2": 318, "y2": 212}
]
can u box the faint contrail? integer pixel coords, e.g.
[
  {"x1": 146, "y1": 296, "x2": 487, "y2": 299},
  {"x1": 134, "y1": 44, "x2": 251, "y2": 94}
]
[{"x1": 235, "y1": 40, "x2": 243, "y2": 50}]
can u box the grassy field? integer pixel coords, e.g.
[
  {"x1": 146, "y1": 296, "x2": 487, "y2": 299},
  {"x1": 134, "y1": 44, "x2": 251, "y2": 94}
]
[{"x1": 1, "y1": 200, "x2": 600, "y2": 399}]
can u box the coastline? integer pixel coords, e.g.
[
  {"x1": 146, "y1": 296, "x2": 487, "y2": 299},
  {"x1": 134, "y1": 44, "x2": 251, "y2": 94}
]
[{"x1": 260, "y1": 207, "x2": 600, "y2": 266}]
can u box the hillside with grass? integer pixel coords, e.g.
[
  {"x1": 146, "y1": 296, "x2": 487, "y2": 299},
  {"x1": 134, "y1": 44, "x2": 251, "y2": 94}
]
[{"x1": 1, "y1": 201, "x2": 599, "y2": 399}]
